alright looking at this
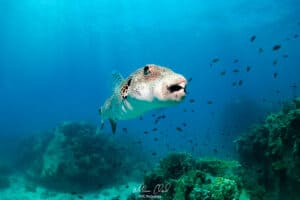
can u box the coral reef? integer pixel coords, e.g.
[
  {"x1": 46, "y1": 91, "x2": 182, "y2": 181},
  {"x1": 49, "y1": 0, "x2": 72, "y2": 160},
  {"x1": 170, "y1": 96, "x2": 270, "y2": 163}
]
[
  {"x1": 235, "y1": 99, "x2": 300, "y2": 199},
  {"x1": 17, "y1": 121, "x2": 146, "y2": 192},
  {"x1": 136, "y1": 152, "x2": 243, "y2": 200}
]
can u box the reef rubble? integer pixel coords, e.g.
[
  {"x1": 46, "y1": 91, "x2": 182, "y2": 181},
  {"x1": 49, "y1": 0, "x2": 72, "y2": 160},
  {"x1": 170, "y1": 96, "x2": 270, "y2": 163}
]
[
  {"x1": 235, "y1": 98, "x2": 300, "y2": 200},
  {"x1": 127, "y1": 152, "x2": 244, "y2": 200},
  {"x1": 17, "y1": 121, "x2": 146, "y2": 192}
]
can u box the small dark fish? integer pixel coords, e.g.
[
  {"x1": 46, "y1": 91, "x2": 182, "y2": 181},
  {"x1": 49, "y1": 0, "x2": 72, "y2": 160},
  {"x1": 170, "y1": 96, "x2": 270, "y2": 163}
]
[
  {"x1": 153, "y1": 137, "x2": 158, "y2": 142},
  {"x1": 290, "y1": 83, "x2": 297, "y2": 88},
  {"x1": 122, "y1": 128, "x2": 128, "y2": 132},
  {"x1": 233, "y1": 59, "x2": 239, "y2": 63},
  {"x1": 182, "y1": 122, "x2": 187, "y2": 127},
  {"x1": 183, "y1": 108, "x2": 187, "y2": 112},
  {"x1": 125, "y1": 184, "x2": 129, "y2": 189},
  {"x1": 188, "y1": 139, "x2": 193, "y2": 144},
  {"x1": 285, "y1": 37, "x2": 291, "y2": 41},
  {"x1": 211, "y1": 58, "x2": 220, "y2": 63},
  {"x1": 273, "y1": 72, "x2": 278, "y2": 79},
  {"x1": 139, "y1": 116, "x2": 143, "y2": 120},
  {"x1": 294, "y1": 34, "x2": 299, "y2": 39},
  {"x1": 189, "y1": 99, "x2": 195, "y2": 103},
  {"x1": 71, "y1": 192, "x2": 77, "y2": 195},
  {"x1": 176, "y1": 127, "x2": 183, "y2": 132},
  {"x1": 258, "y1": 47, "x2": 264, "y2": 53},
  {"x1": 144, "y1": 131, "x2": 149, "y2": 134},
  {"x1": 233, "y1": 69, "x2": 240, "y2": 73},
  {"x1": 161, "y1": 114, "x2": 166, "y2": 119},
  {"x1": 250, "y1": 35, "x2": 256, "y2": 42},
  {"x1": 232, "y1": 82, "x2": 237, "y2": 87},
  {"x1": 246, "y1": 65, "x2": 251, "y2": 72},
  {"x1": 272, "y1": 44, "x2": 281, "y2": 51},
  {"x1": 154, "y1": 119, "x2": 159, "y2": 124},
  {"x1": 220, "y1": 70, "x2": 226, "y2": 76},
  {"x1": 282, "y1": 54, "x2": 288, "y2": 58},
  {"x1": 238, "y1": 80, "x2": 243, "y2": 86},
  {"x1": 188, "y1": 77, "x2": 193, "y2": 82},
  {"x1": 213, "y1": 148, "x2": 218, "y2": 153},
  {"x1": 207, "y1": 100, "x2": 213, "y2": 104},
  {"x1": 151, "y1": 152, "x2": 157, "y2": 156},
  {"x1": 152, "y1": 128, "x2": 158, "y2": 132},
  {"x1": 273, "y1": 60, "x2": 278, "y2": 65},
  {"x1": 191, "y1": 109, "x2": 195, "y2": 112},
  {"x1": 78, "y1": 195, "x2": 84, "y2": 199}
]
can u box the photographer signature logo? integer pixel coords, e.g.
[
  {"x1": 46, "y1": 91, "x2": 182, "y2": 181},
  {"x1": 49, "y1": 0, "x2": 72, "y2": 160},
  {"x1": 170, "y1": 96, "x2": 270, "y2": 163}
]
[{"x1": 133, "y1": 183, "x2": 171, "y2": 199}]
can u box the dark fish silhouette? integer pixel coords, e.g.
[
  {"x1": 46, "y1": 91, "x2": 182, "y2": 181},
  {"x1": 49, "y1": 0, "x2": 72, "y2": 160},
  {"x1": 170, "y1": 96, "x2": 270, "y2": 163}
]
[
  {"x1": 258, "y1": 47, "x2": 264, "y2": 53},
  {"x1": 182, "y1": 122, "x2": 187, "y2": 127},
  {"x1": 152, "y1": 128, "x2": 158, "y2": 132},
  {"x1": 152, "y1": 152, "x2": 157, "y2": 156},
  {"x1": 238, "y1": 80, "x2": 243, "y2": 86},
  {"x1": 272, "y1": 44, "x2": 281, "y2": 51},
  {"x1": 207, "y1": 100, "x2": 213, "y2": 104},
  {"x1": 211, "y1": 58, "x2": 220, "y2": 63},
  {"x1": 144, "y1": 131, "x2": 149, "y2": 134},
  {"x1": 250, "y1": 35, "x2": 256, "y2": 42},
  {"x1": 188, "y1": 77, "x2": 193, "y2": 82},
  {"x1": 273, "y1": 72, "x2": 278, "y2": 79},
  {"x1": 282, "y1": 54, "x2": 288, "y2": 58},
  {"x1": 233, "y1": 59, "x2": 239, "y2": 63},
  {"x1": 233, "y1": 69, "x2": 240, "y2": 73},
  {"x1": 232, "y1": 82, "x2": 237, "y2": 86},
  {"x1": 122, "y1": 128, "x2": 128, "y2": 132},
  {"x1": 246, "y1": 65, "x2": 251, "y2": 72},
  {"x1": 273, "y1": 60, "x2": 278, "y2": 65},
  {"x1": 189, "y1": 99, "x2": 195, "y2": 103},
  {"x1": 294, "y1": 34, "x2": 299, "y2": 39},
  {"x1": 154, "y1": 137, "x2": 158, "y2": 142},
  {"x1": 220, "y1": 70, "x2": 226, "y2": 76},
  {"x1": 176, "y1": 127, "x2": 183, "y2": 132}
]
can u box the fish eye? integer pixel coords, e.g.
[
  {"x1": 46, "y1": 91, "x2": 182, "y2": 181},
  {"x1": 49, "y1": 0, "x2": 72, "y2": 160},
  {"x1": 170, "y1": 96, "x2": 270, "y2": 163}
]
[{"x1": 143, "y1": 66, "x2": 151, "y2": 76}]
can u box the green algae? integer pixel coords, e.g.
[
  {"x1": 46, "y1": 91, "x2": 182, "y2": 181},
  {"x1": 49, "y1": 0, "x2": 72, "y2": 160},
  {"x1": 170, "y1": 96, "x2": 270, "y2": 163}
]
[{"x1": 137, "y1": 153, "x2": 244, "y2": 200}]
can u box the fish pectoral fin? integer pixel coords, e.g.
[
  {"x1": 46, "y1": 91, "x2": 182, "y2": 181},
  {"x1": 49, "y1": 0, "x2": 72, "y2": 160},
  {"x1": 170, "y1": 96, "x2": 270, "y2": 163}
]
[{"x1": 109, "y1": 119, "x2": 117, "y2": 134}]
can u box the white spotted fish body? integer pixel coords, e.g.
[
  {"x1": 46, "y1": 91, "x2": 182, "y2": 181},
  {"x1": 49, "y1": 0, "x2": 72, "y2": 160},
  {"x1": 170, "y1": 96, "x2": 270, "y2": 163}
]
[{"x1": 99, "y1": 64, "x2": 187, "y2": 133}]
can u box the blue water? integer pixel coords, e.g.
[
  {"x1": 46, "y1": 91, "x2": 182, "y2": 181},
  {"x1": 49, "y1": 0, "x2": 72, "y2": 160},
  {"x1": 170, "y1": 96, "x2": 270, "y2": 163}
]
[{"x1": 0, "y1": 0, "x2": 299, "y2": 184}]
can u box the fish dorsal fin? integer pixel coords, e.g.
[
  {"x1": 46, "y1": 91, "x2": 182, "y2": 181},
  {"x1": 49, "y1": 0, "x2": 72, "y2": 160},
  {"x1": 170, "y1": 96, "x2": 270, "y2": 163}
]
[{"x1": 111, "y1": 71, "x2": 125, "y2": 93}]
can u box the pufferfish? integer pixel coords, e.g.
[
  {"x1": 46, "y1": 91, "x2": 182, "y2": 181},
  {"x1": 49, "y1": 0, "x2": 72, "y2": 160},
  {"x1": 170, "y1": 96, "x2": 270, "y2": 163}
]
[{"x1": 99, "y1": 64, "x2": 187, "y2": 133}]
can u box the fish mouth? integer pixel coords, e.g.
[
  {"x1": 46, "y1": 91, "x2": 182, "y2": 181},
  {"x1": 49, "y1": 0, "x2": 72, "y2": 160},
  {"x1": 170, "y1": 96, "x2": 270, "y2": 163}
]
[{"x1": 167, "y1": 81, "x2": 187, "y2": 94}]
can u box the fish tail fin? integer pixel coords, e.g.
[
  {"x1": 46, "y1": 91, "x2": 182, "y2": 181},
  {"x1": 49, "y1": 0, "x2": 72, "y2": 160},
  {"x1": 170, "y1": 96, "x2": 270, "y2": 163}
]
[{"x1": 109, "y1": 119, "x2": 117, "y2": 134}]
